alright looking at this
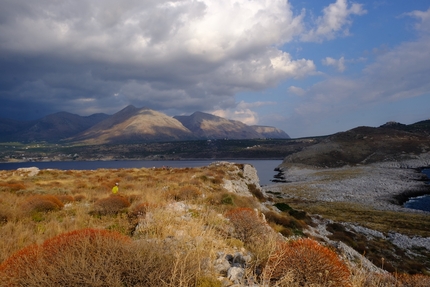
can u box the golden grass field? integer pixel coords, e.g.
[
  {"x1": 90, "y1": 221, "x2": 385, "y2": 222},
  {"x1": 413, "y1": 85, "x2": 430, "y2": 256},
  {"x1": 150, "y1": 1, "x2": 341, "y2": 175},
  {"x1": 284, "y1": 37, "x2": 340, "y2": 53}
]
[{"x1": 0, "y1": 164, "x2": 429, "y2": 286}]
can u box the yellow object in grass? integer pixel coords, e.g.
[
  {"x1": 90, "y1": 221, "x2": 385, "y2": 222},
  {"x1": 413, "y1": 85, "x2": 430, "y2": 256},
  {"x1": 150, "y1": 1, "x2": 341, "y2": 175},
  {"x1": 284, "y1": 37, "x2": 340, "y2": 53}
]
[{"x1": 112, "y1": 183, "x2": 119, "y2": 194}]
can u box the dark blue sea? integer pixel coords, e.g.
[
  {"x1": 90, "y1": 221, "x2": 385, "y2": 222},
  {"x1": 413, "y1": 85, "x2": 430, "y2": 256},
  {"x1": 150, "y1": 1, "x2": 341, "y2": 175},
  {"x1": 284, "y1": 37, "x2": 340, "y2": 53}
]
[
  {"x1": 403, "y1": 169, "x2": 430, "y2": 212},
  {"x1": 0, "y1": 159, "x2": 282, "y2": 186}
]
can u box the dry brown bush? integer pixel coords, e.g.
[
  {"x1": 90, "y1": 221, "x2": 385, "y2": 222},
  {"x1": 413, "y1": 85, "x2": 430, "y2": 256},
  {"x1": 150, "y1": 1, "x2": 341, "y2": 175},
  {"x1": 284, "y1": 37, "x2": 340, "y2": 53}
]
[
  {"x1": 128, "y1": 202, "x2": 157, "y2": 219},
  {"x1": 349, "y1": 268, "x2": 395, "y2": 287},
  {"x1": 167, "y1": 185, "x2": 202, "y2": 201},
  {"x1": 397, "y1": 273, "x2": 430, "y2": 287},
  {"x1": 0, "y1": 181, "x2": 26, "y2": 192},
  {"x1": 225, "y1": 208, "x2": 266, "y2": 242},
  {"x1": 263, "y1": 238, "x2": 351, "y2": 287},
  {"x1": 20, "y1": 194, "x2": 64, "y2": 213},
  {"x1": 73, "y1": 194, "x2": 86, "y2": 201},
  {"x1": 92, "y1": 195, "x2": 131, "y2": 215}
]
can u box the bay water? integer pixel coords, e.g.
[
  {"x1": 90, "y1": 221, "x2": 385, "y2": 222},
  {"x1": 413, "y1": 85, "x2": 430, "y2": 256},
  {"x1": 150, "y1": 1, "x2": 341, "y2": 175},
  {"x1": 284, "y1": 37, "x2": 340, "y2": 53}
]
[
  {"x1": 403, "y1": 169, "x2": 430, "y2": 212},
  {"x1": 0, "y1": 159, "x2": 282, "y2": 186}
]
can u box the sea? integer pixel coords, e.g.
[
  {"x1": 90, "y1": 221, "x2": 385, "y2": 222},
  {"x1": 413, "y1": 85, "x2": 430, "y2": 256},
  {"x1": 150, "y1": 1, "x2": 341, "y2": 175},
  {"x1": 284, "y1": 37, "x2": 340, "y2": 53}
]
[
  {"x1": 0, "y1": 159, "x2": 282, "y2": 187},
  {"x1": 403, "y1": 168, "x2": 430, "y2": 212}
]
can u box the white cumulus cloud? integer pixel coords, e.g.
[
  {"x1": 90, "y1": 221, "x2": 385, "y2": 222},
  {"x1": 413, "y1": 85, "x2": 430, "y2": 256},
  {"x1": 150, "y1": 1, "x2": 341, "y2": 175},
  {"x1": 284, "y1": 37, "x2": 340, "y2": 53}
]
[
  {"x1": 322, "y1": 56, "x2": 346, "y2": 72},
  {"x1": 301, "y1": 0, "x2": 367, "y2": 42}
]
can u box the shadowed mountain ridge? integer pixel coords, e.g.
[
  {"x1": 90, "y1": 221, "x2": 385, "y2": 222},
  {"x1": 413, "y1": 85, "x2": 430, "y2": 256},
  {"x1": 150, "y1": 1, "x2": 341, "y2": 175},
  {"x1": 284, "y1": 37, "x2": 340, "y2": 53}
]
[{"x1": 0, "y1": 106, "x2": 290, "y2": 144}]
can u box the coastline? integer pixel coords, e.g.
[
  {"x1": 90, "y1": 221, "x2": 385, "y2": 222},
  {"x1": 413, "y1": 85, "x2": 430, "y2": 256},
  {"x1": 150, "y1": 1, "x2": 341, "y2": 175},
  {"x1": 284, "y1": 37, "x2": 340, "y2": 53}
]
[
  {"x1": 0, "y1": 157, "x2": 285, "y2": 164},
  {"x1": 263, "y1": 158, "x2": 430, "y2": 213}
]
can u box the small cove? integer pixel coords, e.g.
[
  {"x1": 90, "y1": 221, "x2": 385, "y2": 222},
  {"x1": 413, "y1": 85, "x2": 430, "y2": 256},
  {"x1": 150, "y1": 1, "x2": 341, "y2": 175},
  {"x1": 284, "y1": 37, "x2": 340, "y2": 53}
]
[{"x1": 403, "y1": 168, "x2": 430, "y2": 212}]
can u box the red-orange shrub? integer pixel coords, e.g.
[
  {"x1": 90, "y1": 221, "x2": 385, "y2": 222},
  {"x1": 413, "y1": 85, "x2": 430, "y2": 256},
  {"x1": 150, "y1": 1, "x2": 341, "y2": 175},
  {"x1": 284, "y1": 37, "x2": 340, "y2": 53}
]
[
  {"x1": 21, "y1": 194, "x2": 64, "y2": 213},
  {"x1": 0, "y1": 181, "x2": 26, "y2": 192},
  {"x1": 0, "y1": 229, "x2": 134, "y2": 286},
  {"x1": 0, "y1": 244, "x2": 43, "y2": 286},
  {"x1": 263, "y1": 238, "x2": 351, "y2": 287},
  {"x1": 41, "y1": 228, "x2": 132, "y2": 259},
  {"x1": 92, "y1": 195, "x2": 131, "y2": 215}
]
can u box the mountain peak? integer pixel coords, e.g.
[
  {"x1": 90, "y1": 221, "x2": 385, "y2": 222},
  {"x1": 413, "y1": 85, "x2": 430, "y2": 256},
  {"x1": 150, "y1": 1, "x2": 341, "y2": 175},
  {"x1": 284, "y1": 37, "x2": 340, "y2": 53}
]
[
  {"x1": 174, "y1": 112, "x2": 289, "y2": 139},
  {"x1": 0, "y1": 107, "x2": 290, "y2": 143}
]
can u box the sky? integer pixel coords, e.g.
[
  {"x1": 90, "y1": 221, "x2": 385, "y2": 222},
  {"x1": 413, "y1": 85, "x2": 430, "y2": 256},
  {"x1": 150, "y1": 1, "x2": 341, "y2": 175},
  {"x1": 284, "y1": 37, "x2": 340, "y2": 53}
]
[{"x1": 0, "y1": 0, "x2": 429, "y2": 138}]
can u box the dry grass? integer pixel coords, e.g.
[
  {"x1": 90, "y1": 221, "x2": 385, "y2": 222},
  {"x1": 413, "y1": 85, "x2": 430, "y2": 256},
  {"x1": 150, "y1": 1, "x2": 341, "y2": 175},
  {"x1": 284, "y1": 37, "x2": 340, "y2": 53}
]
[
  {"x1": 0, "y1": 165, "x2": 429, "y2": 286},
  {"x1": 0, "y1": 165, "x2": 245, "y2": 263}
]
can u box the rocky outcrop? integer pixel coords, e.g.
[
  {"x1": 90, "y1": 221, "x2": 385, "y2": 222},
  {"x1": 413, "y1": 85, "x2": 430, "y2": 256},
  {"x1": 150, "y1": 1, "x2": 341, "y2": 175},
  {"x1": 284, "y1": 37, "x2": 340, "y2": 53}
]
[
  {"x1": 212, "y1": 162, "x2": 262, "y2": 197},
  {"x1": 15, "y1": 167, "x2": 40, "y2": 177}
]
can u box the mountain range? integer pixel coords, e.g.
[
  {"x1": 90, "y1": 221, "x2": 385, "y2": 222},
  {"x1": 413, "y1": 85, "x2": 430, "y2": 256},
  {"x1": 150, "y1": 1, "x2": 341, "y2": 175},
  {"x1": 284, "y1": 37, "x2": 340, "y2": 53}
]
[{"x1": 0, "y1": 105, "x2": 290, "y2": 144}]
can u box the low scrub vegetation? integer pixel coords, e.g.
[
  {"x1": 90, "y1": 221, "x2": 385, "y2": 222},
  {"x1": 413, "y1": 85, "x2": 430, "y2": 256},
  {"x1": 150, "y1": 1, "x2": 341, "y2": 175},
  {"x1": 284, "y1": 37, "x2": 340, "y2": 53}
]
[
  {"x1": 263, "y1": 238, "x2": 351, "y2": 287},
  {"x1": 0, "y1": 164, "x2": 429, "y2": 286}
]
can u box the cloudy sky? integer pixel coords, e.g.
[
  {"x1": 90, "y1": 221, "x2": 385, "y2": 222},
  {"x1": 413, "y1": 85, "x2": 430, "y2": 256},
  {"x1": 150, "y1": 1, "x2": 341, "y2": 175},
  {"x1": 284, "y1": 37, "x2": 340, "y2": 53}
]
[{"x1": 1, "y1": 0, "x2": 429, "y2": 138}]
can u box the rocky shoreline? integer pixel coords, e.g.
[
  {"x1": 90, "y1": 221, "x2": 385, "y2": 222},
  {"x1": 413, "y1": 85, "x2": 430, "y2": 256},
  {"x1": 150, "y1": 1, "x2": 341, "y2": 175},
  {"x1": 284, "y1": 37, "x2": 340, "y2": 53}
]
[
  {"x1": 261, "y1": 157, "x2": 430, "y2": 274},
  {"x1": 264, "y1": 156, "x2": 430, "y2": 213}
]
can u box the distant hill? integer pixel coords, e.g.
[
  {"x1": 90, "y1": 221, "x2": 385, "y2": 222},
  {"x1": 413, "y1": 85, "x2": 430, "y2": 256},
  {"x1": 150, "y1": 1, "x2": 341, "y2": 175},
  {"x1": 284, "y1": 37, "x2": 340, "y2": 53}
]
[
  {"x1": 174, "y1": 112, "x2": 290, "y2": 140},
  {"x1": 0, "y1": 118, "x2": 32, "y2": 140},
  {"x1": 250, "y1": 125, "x2": 290, "y2": 139},
  {"x1": 0, "y1": 112, "x2": 109, "y2": 142},
  {"x1": 281, "y1": 120, "x2": 430, "y2": 168},
  {"x1": 69, "y1": 106, "x2": 197, "y2": 144}
]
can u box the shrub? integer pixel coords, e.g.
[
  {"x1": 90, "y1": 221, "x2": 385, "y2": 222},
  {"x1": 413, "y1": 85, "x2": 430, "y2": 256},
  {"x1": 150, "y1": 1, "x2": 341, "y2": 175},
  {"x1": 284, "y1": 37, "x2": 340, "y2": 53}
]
[
  {"x1": 73, "y1": 194, "x2": 86, "y2": 201},
  {"x1": 196, "y1": 276, "x2": 223, "y2": 287},
  {"x1": 211, "y1": 176, "x2": 223, "y2": 185},
  {"x1": 21, "y1": 195, "x2": 64, "y2": 213},
  {"x1": 351, "y1": 271, "x2": 396, "y2": 287},
  {"x1": 397, "y1": 273, "x2": 430, "y2": 287},
  {"x1": 174, "y1": 185, "x2": 202, "y2": 201},
  {"x1": 274, "y1": 202, "x2": 293, "y2": 212},
  {"x1": 1, "y1": 227, "x2": 213, "y2": 286},
  {"x1": 0, "y1": 243, "x2": 43, "y2": 285},
  {"x1": 0, "y1": 181, "x2": 26, "y2": 192},
  {"x1": 247, "y1": 183, "x2": 266, "y2": 202},
  {"x1": 264, "y1": 211, "x2": 307, "y2": 230},
  {"x1": 0, "y1": 228, "x2": 134, "y2": 287},
  {"x1": 92, "y1": 195, "x2": 131, "y2": 215},
  {"x1": 221, "y1": 193, "x2": 234, "y2": 205},
  {"x1": 129, "y1": 202, "x2": 153, "y2": 219},
  {"x1": 263, "y1": 238, "x2": 351, "y2": 287},
  {"x1": 224, "y1": 207, "x2": 270, "y2": 245}
]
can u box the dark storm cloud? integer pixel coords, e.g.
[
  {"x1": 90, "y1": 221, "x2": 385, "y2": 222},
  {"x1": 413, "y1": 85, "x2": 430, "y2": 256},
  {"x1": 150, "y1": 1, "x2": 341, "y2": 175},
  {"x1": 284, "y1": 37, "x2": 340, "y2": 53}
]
[{"x1": 0, "y1": 0, "x2": 315, "y2": 120}]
